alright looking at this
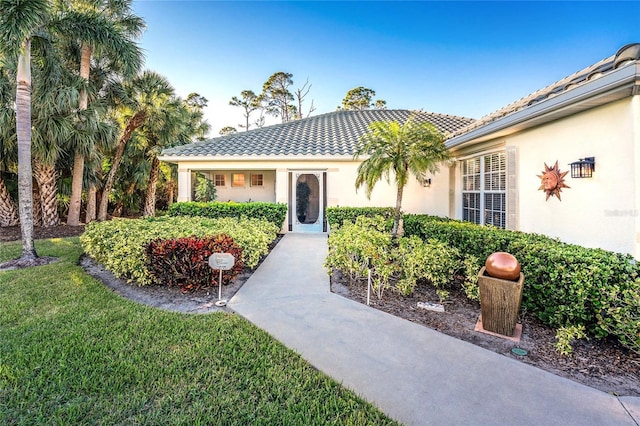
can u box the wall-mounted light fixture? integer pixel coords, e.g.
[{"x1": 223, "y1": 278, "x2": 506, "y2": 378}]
[
  {"x1": 423, "y1": 178, "x2": 432, "y2": 187},
  {"x1": 569, "y1": 157, "x2": 595, "y2": 178}
]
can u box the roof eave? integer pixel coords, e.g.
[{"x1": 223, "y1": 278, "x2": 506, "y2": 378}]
[
  {"x1": 158, "y1": 154, "x2": 357, "y2": 164},
  {"x1": 445, "y1": 63, "x2": 640, "y2": 150}
]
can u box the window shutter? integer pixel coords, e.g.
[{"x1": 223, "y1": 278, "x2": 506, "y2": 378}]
[
  {"x1": 288, "y1": 172, "x2": 293, "y2": 232},
  {"x1": 506, "y1": 146, "x2": 518, "y2": 230},
  {"x1": 449, "y1": 166, "x2": 455, "y2": 219}
]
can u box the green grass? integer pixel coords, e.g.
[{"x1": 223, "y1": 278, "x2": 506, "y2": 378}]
[{"x1": 0, "y1": 238, "x2": 397, "y2": 425}]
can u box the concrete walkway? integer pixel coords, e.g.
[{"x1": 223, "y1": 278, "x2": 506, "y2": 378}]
[{"x1": 228, "y1": 233, "x2": 640, "y2": 425}]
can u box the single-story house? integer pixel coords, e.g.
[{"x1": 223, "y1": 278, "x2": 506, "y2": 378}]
[
  {"x1": 160, "y1": 43, "x2": 640, "y2": 257},
  {"x1": 158, "y1": 110, "x2": 474, "y2": 232}
]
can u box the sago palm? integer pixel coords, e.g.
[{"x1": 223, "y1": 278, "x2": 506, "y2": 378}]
[{"x1": 354, "y1": 116, "x2": 450, "y2": 237}]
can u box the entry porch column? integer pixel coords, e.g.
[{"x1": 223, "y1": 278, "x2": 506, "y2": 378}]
[{"x1": 177, "y1": 168, "x2": 192, "y2": 202}]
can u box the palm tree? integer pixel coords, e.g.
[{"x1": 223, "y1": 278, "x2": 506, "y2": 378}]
[
  {"x1": 110, "y1": 145, "x2": 149, "y2": 217},
  {"x1": 0, "y1": 175, "x2": 18, "y2": 227},
  {"x1": 97, "y1": 71, "x2": 173, "y2": 221},
  {"x1": 57, "y1": 0, "x2": 144, "y2": 226},
  {"x1": 30, "y1": 45, "x2": 81, "y2": 227},
  {"x1": 2, "y1": 13, "x2": 93, "y2": 229},
  {"x1": 0, "y1": 0, "x2": 51, "y2": 260},
  {"x1": 354, "y1": 116, "x2": 450, "y2": 237},
  {"x1": 140, "y1": 95, "x2": 209, "y2": 217}
]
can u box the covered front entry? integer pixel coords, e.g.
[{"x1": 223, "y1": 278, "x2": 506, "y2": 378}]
[{"x1": 289, "y1": 171, "x2": 326, "y2": 232}]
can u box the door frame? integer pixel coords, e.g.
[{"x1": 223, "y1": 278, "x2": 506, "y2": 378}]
[{"x1": 289, "y1": 170, "x2": 326, "y2": 233}]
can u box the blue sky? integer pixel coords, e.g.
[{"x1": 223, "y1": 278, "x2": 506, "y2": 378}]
[{"x1": 132, "y1": 1, "x2": 638, "y2": 135}]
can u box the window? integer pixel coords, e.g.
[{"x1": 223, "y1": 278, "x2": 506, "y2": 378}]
[
  {"x1": 231, "y1": 173, "x2": 245, "y2": 187},
  {"x1": 250, "y1": 174, "x2": 263, "y2": 187},
  {"x1": 214, "y1": 174, "x2": 226, "y2": 187},
  {"x1": 462, "y1": 152, "x2": 506, "y2": 228}
]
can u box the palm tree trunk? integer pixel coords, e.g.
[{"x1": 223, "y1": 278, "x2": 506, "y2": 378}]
[
  {"x1": 143, "y1": 156, "x2": 160, "y2": 217},
  {"x1": 16, "y1": 40, "x2": 37, "y2": 259},
  {"x1": 67, "y1": 152, "x2": 84, "y2": 225},
  {"x1": 112, "y1": 182, "x2": 136, "y2": 217},
  {"x1": 165, "y1": 180, "x2": 176, "y2": 207},
  {"x1": 97, "y1": 109, "x2": 147, "y2": 221},
  {"x1": 85, "y1": 184, "x2": 97, "y2": 222},
  {"x1": 392, "y1": 184, "x2": 404, "y2": 238},
  {"x1": 33, "y1": 160, "x2": 60, "y2": 227},
  {"x1": 32, "y1": 179, "x2": 42, "y2": 228},
  {"x1": 0, "y1": 175, "x2": 19, "y2": 227},
  {"x1": 67, "y1": 44, "x2": 92, "y2": 226}
]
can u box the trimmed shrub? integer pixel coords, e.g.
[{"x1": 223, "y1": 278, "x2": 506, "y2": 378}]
[
  {"x1": 81, "y1": 216, "x2": 278, "y2": 286},
  {"x1": 403, "y1": 214, "x2": 517, "y2": 261},
  {"x1": 144, "y1": 234, "x2": 243, "y2": 292},
  {"x1": 402, "y1": 214, "x2": 640, "y2": 353},
  {"x1": 326, "y1": 206, "x2": 395, "y2": 230},
  {"x1": 395, "y1": 236, "x2": 460, "y2": 300},
  {"x1": 168, "y1": 201, "x2": 287, "y2": 229},
  {"x1": 325, "y1": 216, "x2": 395, "y2": 299}
]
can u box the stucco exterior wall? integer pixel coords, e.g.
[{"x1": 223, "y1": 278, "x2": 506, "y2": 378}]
[
  {"x1": 416, "y1": 166, "x2": 451, "y2": 218},
  {"x1": 173, "y1": 159, "x2": 440, "y2": 229},
  {"x1": 446, "y1": 98, "x2": 638, "y2": 256},
  {"x1": 511, "y1": 98, "x2": 637, "y2": 255},
  {"x1": 195, "y1": 170, "x2": 276, "y2": 203}
]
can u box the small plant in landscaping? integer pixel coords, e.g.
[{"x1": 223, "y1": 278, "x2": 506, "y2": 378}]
[
  {"x1": 460, "y1": 255, "x2": 481, "y2": 301},
  {"x1": 194, "y1": 174, "x2": 217, "y2": 202},
  {"x1": 554, "y1": 325, "x2": 588, "y2": 356},
  {"x1": 145, "y1": 234, "x2": 243, "y2": 292},
  {"x1": 296, "y1": 181, "x2": 311, "y2": 221}
]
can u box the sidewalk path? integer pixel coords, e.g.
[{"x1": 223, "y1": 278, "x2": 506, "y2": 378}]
[{"x1": 229, "y1": 233, "x2": 640, "y2": 425}]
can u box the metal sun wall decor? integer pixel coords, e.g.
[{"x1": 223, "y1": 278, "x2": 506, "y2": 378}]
[{"x1": 537, "y1": 161, "x2": 570, "y2": 201}]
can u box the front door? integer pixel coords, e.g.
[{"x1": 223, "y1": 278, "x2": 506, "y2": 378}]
[{"x1": 292, "y1": 172, "x2": 323, "y2": 232}]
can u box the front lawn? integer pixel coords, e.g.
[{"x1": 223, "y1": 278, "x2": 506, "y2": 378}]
[{"x1": 0, "y1": 238, "x2": 396, "y2": 425}]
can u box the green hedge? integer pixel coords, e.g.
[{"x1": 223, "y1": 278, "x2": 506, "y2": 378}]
[
  {"x1": 326, "y1": 207, "x2": 396, "y2": 230},
  {"x1": 168, "y1": 201, "x2": 287, "y2": 229},
  {"x1": 81, "y1": 216, "x2": 279, "y2": 286},
  {"x1": 402, "y1": 214, "x2": 640, "y2": 353}
]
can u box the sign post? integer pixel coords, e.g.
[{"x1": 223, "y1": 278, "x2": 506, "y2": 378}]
[{"x1": 208, "y1": 253, "x2": 235, "y2": 307}]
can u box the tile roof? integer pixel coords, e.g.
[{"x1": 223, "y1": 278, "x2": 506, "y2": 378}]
[
  {"x1": 161, "y1": 109, "x2": 474, "y2": 158},
  {"x1": 449, "y1": 43, "x2": 640, "y2": 139}
]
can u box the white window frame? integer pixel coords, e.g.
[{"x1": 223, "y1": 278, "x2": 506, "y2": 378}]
[
  {"x1": 214, "y1": 174, "x2": 226, "y2": 187},
  {"x1": 461, "y1": 152, "x2": 506, "y2": 228},
  {"x1": 231, "y1": 173, "x2": 245, "y2": 187},
  {"x1": 250, "y1": 173, "x2": 264, "y2": 187}
]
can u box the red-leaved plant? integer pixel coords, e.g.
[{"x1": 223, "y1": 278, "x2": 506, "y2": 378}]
[{"x1": 144, "y1": 234, "x2": 244, "y2": 293}]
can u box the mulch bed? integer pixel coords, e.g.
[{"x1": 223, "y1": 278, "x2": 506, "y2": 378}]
[{"x1": 0, "y1": 224, "x2": 86, "y2": 242}]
